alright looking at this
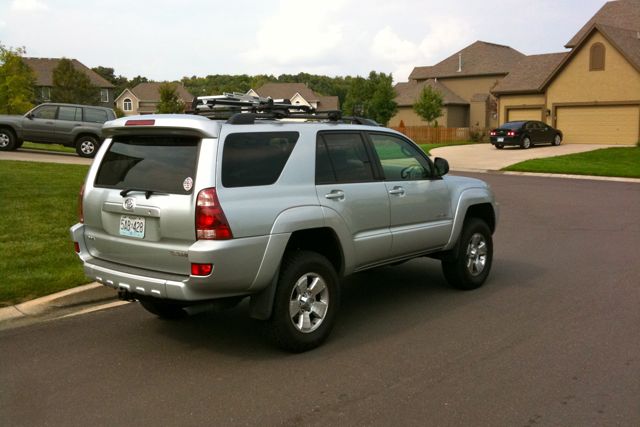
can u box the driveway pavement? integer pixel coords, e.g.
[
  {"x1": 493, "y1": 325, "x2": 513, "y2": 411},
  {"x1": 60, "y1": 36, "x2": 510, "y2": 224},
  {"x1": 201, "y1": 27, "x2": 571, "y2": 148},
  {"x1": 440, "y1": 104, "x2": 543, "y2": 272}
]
[{"x1": 430, "y1": 143, "x2": 614, "y2": 172}]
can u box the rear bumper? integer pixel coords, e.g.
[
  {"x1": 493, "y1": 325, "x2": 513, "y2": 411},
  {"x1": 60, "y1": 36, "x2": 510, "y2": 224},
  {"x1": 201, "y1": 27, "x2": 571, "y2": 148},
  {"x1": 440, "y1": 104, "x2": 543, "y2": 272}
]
[{"x1": 490, "y1": 136, "x2": 521, "y2": 146}]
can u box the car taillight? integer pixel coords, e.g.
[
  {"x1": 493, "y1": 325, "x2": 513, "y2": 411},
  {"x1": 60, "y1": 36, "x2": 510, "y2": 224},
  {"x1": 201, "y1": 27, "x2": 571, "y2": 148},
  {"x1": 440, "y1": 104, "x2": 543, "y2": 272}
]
[
  {"x1": 78, "y1": 184, "x2": 85, "y2": 223},
  {"x1": 195, "y1": 188, "x2": 232, "y2": 240},
  {"x1": 74, "y1": 242, "x2": 80, "y2": 253},
  {"x1": 490, "y1": 131, "x2": 496, "y2": 136},
  {"x1": 507, "y1": 131, "x2": 516, "y2": 136}
]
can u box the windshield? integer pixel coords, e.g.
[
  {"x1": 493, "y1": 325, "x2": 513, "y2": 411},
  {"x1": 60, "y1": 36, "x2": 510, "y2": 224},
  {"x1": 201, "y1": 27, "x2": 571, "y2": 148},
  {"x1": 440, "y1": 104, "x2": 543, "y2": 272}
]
[{"x1": 94, "y1": 135, "x2": 199, "y2": 195}]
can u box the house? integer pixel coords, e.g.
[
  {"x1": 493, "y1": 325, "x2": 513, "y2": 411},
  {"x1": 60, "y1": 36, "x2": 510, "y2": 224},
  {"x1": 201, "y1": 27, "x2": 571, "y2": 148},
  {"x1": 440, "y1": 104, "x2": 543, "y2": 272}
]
[
  {"x1": 115, "y1": 82, "x2": 194, "y2": 116},
  {"x1": 247, "y1": 83, "x2": 339, "y2": 111},
  {"x1": 492, "y1": 0, "x2": 640, "y2": 144},
  {"x1": 389, "y1": 41, "x2": 525, "y2": 128},
  {"x1": 22, "y1": 57, "x2": 115, "y2": 108}
]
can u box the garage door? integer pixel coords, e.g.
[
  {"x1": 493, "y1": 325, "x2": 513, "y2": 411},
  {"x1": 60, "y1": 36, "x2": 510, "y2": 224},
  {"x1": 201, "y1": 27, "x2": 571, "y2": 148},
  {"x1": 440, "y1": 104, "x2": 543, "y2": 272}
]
[
  {"x1": 507, "y1": 108, "x2": 542, "y2": 122},
  {"x1": 556, "y1": 105, "x2": 640, "y2": 145}
]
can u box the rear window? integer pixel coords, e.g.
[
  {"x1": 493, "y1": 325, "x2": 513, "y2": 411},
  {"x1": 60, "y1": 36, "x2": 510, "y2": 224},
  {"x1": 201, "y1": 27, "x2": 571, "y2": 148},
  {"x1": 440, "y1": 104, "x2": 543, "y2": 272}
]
[
  {"x1": 221, "y1": 132, "x2": 298, "y2": 188},
  {"x1": 95, "y1": 136, "x2": 199, "y2": 195},
  {"x1": 83, "y1": 108, "x2": 109, "y2": 123},
  {"x1": 501, "y1": 121, "x2": 525, "y2": 129}
]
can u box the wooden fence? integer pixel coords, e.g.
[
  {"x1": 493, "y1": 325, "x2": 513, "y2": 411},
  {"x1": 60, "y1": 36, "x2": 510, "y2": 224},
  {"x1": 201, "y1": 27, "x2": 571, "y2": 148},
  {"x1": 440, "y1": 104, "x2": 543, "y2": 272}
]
[{"x1": 390, "y1": 126, "x2": 471, "y2": 143}]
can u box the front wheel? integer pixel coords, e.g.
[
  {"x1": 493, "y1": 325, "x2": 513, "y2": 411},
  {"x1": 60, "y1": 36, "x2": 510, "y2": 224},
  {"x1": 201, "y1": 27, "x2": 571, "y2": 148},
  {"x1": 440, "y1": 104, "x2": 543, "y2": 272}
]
[
  {"x1": 442, "y1": 218, "x2": 493, "y2": 290},
  {"x1": 0, "y1": 128, "x2": 17, "y2": 151},
  {"x1": 269, "y1": 251, "x2": 340, "y2": 352},
  {"x1": 76, "y1": 135, "x2": 99, "y2": 158}
]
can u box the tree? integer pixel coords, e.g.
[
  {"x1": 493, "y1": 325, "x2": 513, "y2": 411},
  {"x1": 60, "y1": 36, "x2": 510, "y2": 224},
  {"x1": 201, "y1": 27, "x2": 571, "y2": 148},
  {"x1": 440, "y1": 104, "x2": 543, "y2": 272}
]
[
  {"x1": 51, "y1": 58, "x2": 99, "y2": 105},
  {"x1": 92, "y1": 65, "x2": 128, "y2": 97},
  {"x1": 0, "y1": 44, "x2": 36, "y2": 114},
  {"x1": 156, "y1": 83, "x2": 184, "y2": 113},
  {"x1": 367, "y1": 72, "x2": 397, "y2": 125},
  {"x1": 413, "y1": 85, "x2": 443, "y2": 126}
]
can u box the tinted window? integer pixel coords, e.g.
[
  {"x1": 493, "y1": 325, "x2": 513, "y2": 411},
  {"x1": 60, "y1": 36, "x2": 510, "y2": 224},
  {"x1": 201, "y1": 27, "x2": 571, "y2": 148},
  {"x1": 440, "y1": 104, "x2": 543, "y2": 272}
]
[
  {"x1": 32, "y1": 105, "x2": 57, "y2": 119},
  {"x1": 58, "y1": 106, "x2": 82, "y2": 121},
  {"x1": 95, "y1": 136, "x2": 199, "y2": 195},
  {"x1": 221, "y1": 132, "x2": 298, "y2": 188},
  {"x1": 369, "y1": 133, "x2": 431, "y2": 181},
  {"x1": 501, "y1": 121, "x2": 525, "y2": 129},
  {"x1": 316, "y1": 133, "x2": 374, "y2": 184},
  {"x1": 83, "y1": 108, "x2": 109, "y2": 123}
]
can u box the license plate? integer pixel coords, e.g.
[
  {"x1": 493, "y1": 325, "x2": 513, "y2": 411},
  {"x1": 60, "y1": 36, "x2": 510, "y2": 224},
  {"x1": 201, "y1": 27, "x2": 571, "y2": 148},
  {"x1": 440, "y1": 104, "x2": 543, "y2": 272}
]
[
  {"x1": 119, "y1": 215, "x2": 145, "y2": 239},
  {"x1": 497, "y1": 137, "x2": 504, "y2": 142}
]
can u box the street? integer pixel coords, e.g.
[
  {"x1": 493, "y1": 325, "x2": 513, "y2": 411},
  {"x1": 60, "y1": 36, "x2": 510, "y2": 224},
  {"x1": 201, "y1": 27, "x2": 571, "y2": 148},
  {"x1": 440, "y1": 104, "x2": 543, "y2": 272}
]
[{"x1": 1, "y1": 173, "x2": 639, "y2": 426}]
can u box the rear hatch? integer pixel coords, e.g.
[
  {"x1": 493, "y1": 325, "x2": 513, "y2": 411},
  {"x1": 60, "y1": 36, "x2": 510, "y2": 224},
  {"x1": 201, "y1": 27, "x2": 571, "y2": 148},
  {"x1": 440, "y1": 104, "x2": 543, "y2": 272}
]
[{"x1": 82, "y1": 134, "x2": 204, "y2": 275}]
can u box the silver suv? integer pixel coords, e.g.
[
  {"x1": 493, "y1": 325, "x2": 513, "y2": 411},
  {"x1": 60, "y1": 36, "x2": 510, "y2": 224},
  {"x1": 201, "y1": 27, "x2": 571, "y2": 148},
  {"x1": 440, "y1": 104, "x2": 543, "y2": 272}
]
[{"x1": 70, "y1": 95, "x2": 498, "y2": 352}]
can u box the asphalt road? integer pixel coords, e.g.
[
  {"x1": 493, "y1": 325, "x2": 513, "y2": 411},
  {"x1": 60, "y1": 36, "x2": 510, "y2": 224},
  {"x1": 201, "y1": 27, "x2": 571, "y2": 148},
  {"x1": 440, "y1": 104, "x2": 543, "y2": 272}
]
[{"x1": 1, "y1": 173, "x2": 639, "y2": 426}]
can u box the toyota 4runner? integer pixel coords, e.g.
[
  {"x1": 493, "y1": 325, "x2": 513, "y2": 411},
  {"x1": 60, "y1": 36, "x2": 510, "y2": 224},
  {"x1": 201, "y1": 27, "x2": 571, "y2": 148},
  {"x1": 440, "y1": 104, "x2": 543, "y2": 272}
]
[{"x1": 70, "y1": 94, "x2": 498, "y2": 352}]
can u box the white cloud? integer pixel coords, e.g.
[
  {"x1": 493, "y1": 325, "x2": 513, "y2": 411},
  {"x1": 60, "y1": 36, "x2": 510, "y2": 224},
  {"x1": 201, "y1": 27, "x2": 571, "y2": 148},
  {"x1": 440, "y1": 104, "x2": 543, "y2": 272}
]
[
  {"x1": 370, "y1": 26, "x2": 420, "y2": 63},
  {"x1": 11, "y1": 0, "x2": 48, "y2": 12}
]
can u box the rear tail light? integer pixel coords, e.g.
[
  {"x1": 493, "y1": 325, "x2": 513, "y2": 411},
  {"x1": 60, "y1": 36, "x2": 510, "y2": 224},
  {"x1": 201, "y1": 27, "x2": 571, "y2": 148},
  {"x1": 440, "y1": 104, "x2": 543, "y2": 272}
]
[
  {"x1": 78, "y1": 184, "x2": 85, "y2": 223},
  {"x1": 195, "y1": 188, "x2": 233, "y2": 240},
  {"x1": 507, "y1": 131, "x2": 516, "y2": 136},
  {"x1": 490, "y1": 131, "x2": 496, "y2": 136},
  {"x1": 191, "y1": 263, "x2": 213, "y2": 276},
  {"x1": 74, "y1": 242, "x2": 80, "y2": 253}
]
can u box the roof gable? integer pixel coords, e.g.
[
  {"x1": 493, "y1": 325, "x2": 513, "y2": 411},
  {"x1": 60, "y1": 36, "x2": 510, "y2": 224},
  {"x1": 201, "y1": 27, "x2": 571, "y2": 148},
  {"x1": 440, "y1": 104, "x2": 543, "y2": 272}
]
[
  {"x1": 566, "y1": 0, "x2": 640, "y2": 48},
  {"x1": 408, "y1": 41, "x2": 525, "y2": 80},
  {"x1": 114, "y1": 88, "x2": 136, "y2": 104},
  {"x1": 492, "y1": 52, "x2": 568, "y2": 95},
  {"x1": 22, "y1": 57, "x2": 114, "y2": 88},
  {"x1": 129, "y1": 82, "x2": 194, "y2": 102}
]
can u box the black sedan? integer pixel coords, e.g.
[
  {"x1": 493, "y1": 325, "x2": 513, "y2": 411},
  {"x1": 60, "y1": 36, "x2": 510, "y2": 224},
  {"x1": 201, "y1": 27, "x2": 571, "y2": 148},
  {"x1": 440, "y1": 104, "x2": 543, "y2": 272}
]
[{"x1": 490, "y1": 121, "x2": 563, "y2": 149}]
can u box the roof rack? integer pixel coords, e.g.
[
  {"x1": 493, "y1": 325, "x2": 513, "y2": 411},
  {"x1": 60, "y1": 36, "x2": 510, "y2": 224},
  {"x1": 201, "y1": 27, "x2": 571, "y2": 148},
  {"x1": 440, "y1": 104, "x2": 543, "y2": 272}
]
[{"x1": 191, "y1": 93, "x2": 379, "y2": 126}]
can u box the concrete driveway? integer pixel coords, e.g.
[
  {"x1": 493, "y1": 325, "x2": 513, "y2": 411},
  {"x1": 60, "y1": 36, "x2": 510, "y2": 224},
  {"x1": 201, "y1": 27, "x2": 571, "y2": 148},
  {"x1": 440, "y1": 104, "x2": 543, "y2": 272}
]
[{"x1": 430, "y1": 143, "x2": 613, "y2": 172}]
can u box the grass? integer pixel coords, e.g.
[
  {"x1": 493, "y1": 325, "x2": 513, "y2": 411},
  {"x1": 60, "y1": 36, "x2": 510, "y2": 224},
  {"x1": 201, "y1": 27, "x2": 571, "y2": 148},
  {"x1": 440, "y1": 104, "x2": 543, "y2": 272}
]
[
  {"x1": 21, "y1": 141, "x2": 76, "y2": 154},
  {"x1": 503, "y1": 147, "x2": 640, "y2": 178},
  {"x1": 0, "y1": 161, "x2": 90, "y2": 306},
  {"x1": 418, "y1": 140, "x2": 480, "y2": 155}
]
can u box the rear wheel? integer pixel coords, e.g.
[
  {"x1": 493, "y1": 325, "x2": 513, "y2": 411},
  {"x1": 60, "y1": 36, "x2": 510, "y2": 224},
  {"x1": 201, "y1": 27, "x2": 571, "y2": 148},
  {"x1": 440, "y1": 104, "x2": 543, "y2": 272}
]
[
  {"x1": 552, "y1": 134, "x2": 562, "y2": 146},
  {"x1": 520, "y1": 137, "x2": 531, "y2": 149},
  {"x1": 0, "y1": 128, "x2": 17, "y2": 151},
  {"x1": 139, "y1": 300, "x2": 187, "y2": 319},
  {"x1": 76, "y1": 135, "x2": 99, "y2": 158},
  {"x1": 442, "y1": 218, "x2": 493, "y2": 290},
  {"x1": 269, "y1": 251, "x2": 339, "y2": 352}
]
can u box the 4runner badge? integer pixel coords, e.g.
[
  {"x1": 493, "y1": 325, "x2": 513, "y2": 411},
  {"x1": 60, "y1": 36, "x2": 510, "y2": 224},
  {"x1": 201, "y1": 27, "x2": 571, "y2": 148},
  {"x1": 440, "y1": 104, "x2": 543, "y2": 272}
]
[
  {"x1": 183, "y1": 177, "x2": 193, "y2": 191},
  {"x1": 123, "y1": 197, "x2": 135, "y2": 211}
]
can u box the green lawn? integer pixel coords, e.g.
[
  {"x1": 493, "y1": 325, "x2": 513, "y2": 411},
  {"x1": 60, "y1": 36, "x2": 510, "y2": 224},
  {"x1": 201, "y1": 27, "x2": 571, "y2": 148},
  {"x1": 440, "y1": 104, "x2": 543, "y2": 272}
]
[
  {"x1": 503, "y1": 147, "x2": 640, "y2": 178},
  {"x1": 0, "y1": 161, "x2": 90, "y2": 306},
  {"x1": 419, "y1": 141, "x2": 479, "y2": 155},
  {"x1": 21, "y1": 141, "x2": 76, "y2": 154}
]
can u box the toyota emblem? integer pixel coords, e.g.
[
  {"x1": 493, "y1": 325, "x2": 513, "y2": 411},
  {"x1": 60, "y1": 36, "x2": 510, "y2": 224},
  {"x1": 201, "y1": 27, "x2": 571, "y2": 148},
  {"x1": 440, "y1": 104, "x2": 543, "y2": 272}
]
[{"x1": 123, "y1": 197, "x2": 135, "y2": 211}]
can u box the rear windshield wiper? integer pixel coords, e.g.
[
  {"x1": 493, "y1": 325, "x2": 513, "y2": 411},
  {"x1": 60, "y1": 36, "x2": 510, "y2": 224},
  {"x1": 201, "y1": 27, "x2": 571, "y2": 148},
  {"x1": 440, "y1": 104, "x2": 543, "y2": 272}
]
[{"x1": 120, "y1": 188, "x2": 156, "y2": 199}]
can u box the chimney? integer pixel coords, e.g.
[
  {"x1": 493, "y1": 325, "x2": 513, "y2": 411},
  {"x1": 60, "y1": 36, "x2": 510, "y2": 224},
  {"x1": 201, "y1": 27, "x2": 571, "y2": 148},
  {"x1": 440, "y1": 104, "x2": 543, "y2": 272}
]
[{"x1": 458, "y1": 53, "x2": 462, "y2": 72}]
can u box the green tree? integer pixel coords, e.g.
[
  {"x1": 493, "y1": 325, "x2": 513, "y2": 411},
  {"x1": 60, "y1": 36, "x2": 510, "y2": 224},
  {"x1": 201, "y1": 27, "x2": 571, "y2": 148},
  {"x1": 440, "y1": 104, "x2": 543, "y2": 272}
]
[
  {"x1": 0, "y1": 44, "x2": 36, "y2": 114},
  {"x1": 156, "y1": 83, "x2": 184, "y2": 113},
  {"x1": 92, "y1": 65, "x2": 128, "y2": 97},
  {"x1": 342, "y1": 76, "x2": 369, "y2": 116},
  {"x1": 413, "y1": 85, "x2": 443, "y2": 126},
  {"x1": 51, "y1": 58, "x2": 99, "y2": 104},
  {"x1": 367, "y1": 71, "x2": 397, "y2": 125}
]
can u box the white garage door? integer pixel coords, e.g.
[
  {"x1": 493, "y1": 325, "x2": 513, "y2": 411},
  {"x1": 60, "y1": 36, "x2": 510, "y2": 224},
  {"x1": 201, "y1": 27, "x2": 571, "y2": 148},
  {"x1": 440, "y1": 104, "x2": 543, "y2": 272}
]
[
  {"x1": 556, "y1": 105, "x2": 640, "y2": 145},
  {"x1": 507, "y1": 108, "x2": 542, "y2": 122}
]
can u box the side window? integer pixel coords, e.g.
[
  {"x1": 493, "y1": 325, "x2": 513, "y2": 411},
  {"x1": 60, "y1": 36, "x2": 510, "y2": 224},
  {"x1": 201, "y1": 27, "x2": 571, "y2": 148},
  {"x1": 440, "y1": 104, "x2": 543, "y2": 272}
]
[
  {"x1": 83, "y1": 108, "x2": 109, "y2": 123},
  {"x1": 369, "y1": 133, "x2": 432, "y2": 181},
  {"x1": 32, "y1": 105, "x2": 57, "y2": 119},
  {"x1": 221, "y1": 132, "x2": 298, "y2": 188},
  {"x1": 58, "y1": 106, "x2": 82, "y2": 121},
  {"x1": 316, "y1": 133, "x2": 374, "y2": 184}
]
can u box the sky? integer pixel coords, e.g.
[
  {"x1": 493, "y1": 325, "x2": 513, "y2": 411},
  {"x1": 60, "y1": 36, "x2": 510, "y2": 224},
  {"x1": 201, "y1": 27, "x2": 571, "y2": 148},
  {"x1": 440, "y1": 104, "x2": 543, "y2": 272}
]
[{"x1": 0, "y1": 0, "x2": 607, "y2": 83}]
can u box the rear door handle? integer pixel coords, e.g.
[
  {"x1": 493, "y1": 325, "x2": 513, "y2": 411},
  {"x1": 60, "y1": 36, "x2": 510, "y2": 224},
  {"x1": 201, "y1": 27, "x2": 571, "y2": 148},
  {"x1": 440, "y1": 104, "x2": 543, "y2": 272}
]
[
  {"x1": 325, "y1": 190, "x2": 345, "y2": 201},
  {"x1": 388, "y1": 186, "x2": 405, "y2": 196}
]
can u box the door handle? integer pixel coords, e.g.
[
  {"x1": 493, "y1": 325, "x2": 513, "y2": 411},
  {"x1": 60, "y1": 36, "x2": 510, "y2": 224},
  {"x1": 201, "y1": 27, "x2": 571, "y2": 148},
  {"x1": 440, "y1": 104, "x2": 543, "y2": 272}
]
[
  {"x1": 388, "y1": 186, "x2": 405, "y2": 196},
  {"x1": 325, "y1": 190, "x2": 345, "y2": 201}
]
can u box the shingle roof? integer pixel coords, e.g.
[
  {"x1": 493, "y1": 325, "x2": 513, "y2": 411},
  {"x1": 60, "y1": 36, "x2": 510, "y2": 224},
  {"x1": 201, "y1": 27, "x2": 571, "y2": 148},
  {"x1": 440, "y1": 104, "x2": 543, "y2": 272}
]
[
  {"x1": 408, "y1": 41, "x2": 525, "y2": 80},
  {"x1": 597, "y1": 23, "x2": 640, "y2": 71},
  {"x1": 566, "y1": 0, "x2": 640, "y2": 47},
  {"x1": 492, "y1": 52, "x2": 568, "y2": 94},
  {"x1": 129, "y1": 82, "x2": 194, "y2": 102},
  {"x1": 253, "y1": 82, "x2": 339, "y2": 110},
  {"x1": 22, "y1": 57, "x2": 114, "y2": 88},
  {"x1": 394, "y1": 79, "x2": 468, "y2": 107}
]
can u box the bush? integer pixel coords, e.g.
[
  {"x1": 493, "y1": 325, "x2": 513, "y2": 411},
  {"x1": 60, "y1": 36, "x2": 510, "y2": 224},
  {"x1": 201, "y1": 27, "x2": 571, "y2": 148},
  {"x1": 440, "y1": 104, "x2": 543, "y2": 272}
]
[{"x1": 470, "y1": 128, "x2": 487, "y2": 143}]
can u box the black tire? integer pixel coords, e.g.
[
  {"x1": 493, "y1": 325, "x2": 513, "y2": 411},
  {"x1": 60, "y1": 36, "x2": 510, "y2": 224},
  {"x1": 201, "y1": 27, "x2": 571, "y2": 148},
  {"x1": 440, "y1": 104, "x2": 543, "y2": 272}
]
[
  {"x1": 139, "y1": 299, "x2": 187, "y2": 319},
  {"x1": 75, "y1": 135, "x2": 100, "y2": 158},
  {"x1": 269, "y1": 251, "x2": 340, "y2": 352},
  {"x1": 520, "y1": 136, "x2": 531, "y2": 149},
  {"x1": 495, "y1": 144, "x2": 504, "y2": 149},
  {"x1": 552, "y1": 134, "x2": 562, "y2": 146},
  {"x1": 0, "y1": 128, "x2": 17, "y2": 151},
  {"x1": 15, "y1": 139, "x2": 24, "y2": 148},
  {"x1": 442, "y1": 218, "x2": 493, "y2": 291}
]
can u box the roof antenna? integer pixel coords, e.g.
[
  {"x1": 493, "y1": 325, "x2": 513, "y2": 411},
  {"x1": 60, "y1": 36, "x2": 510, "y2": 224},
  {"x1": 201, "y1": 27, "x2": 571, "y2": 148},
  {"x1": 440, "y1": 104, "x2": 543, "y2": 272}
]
[{"x1": 458, "y1": 53, "x2": 462, "y2": 72}]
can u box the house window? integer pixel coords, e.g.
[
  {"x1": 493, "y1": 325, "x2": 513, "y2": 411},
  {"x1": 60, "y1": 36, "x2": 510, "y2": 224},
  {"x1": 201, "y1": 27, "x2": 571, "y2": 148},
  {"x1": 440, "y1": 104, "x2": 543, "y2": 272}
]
[
  {"x1": 589, "y1": 43, "x2": 605, "y2": 71},
  {"x1": 123, "y1": 98, "x2": 132, "y2": 111},
  {"x1": 100, "y1": 89, "x2": 109, "y2": 103},
  {"x1": 40, "y1": 87, "x2": 51, "y2": 101}
]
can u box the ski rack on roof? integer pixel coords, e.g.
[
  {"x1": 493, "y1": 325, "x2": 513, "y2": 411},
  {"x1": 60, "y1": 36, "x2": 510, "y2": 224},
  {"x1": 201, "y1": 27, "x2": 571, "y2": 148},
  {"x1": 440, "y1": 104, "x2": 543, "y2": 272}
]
[{"x1": 190, "y1": 93, "x2": 379, "y2": 126}]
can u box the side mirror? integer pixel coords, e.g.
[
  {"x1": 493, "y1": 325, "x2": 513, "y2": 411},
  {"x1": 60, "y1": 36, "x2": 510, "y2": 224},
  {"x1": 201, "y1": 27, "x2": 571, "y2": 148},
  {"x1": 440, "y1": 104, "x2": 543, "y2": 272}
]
[
  {"x1": 434, "y1": 157, "x2": 449, "y2": 176},
  {"x1": 26, "y1": 113, "x2": 34, "y2": 120}
]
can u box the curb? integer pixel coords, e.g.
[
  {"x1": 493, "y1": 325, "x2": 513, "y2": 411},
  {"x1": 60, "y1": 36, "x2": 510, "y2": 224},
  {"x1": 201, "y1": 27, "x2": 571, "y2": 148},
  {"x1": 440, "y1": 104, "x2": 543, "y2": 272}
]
[
  {"x1": 451, "y1": 168, "x2": 640, "y2": 184},
  {"x1": 0, "y1": 283, "x2": 118, "y2": 324}
]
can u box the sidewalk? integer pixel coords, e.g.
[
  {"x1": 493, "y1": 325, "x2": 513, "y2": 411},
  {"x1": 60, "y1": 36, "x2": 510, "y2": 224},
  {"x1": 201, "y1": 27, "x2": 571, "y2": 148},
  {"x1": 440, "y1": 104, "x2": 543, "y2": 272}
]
[{"x1": 0, "y1": 283, "x2": 126, "y2": 330}]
